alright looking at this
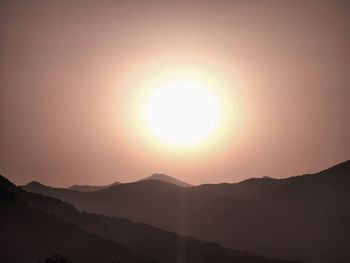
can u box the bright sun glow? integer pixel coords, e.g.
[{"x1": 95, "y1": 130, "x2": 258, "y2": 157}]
[{"x1": 142, "y1": 74, "x2": 223, "y2": 147}]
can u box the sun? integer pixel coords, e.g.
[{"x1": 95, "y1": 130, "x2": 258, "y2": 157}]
[{"x1": 142, "y1": 73, "x2": 223, "y2": 147}]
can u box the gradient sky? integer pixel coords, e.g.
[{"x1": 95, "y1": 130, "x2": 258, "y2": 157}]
[{"x1": 1, "y1": 0, "x2": 349, "y2": 187}]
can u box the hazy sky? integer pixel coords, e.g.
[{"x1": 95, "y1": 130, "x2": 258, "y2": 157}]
[{"x1": 1, "y1": 0, "x2": 349, "y2": 187}]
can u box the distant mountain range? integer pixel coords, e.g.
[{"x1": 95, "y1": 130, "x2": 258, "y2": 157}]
[
  {"x1": 66, "y1": 174, "x2": 191, "y2": 192},
  {"x1": 23, "y1": 160, "x2": 350, "y2": 263},
  {"x1": 0, "y1": 174, "x2": 294, "y2": 263},
  {"x1": 69, "y1": 181, "x2": 121, "y2": 192}
]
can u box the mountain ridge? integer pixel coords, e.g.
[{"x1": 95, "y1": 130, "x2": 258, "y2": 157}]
[
  {"x1": 22, "y1": 160, "x2": 350, "y2": 263},
  {"x1": 1, "y1": 173, "x2": 296, "y2": 263}
]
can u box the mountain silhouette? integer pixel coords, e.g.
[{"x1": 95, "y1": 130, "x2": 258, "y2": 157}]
[
  {"x1": 0, "y1": 175, "x2": 295, "y2": 263},
  {"x1": 23, "y1": 160, "x2": 350, "y2": 263},
  {"x1": 140, "y1": 173, "x2": 192, "y2": 187},
  {"x1": 0, "y1": 179, "x2": 139, "y2": 263},
  {"x1": 69, "y1": 181, "x2": 121, "y2": 192}
]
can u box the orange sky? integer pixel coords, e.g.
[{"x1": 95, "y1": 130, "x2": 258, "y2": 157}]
[{"x1": 1, "y1": 0, "x2": 349, "y2": 186}]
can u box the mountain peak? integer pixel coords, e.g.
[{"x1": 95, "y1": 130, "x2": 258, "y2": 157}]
[
  {"x1": 140, "y1": 173, "x2": 192, "y2": 187},
  {"x1": 21, "y1": 181, "x2": 50, "y2": 193},
  {"x1": 26, "y1": 181, "x2": 44, "y2": 186},
  {"x1": 24, "y1": 181, "x2": 47, "y2": 188}
]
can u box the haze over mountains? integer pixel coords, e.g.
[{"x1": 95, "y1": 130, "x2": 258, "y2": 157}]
[
  {"x1": 0, "y1": 174, "x2": 296, "y2": 263},
  {"x1": 66, "y1": 174, "x2": 191, "y2": 193},
  {"x1": 69, "y1": 181, "x2": 121, "y2": 192},
  {"x1": 23, "y1": 160, "x2": 350, "y2": 263}
]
